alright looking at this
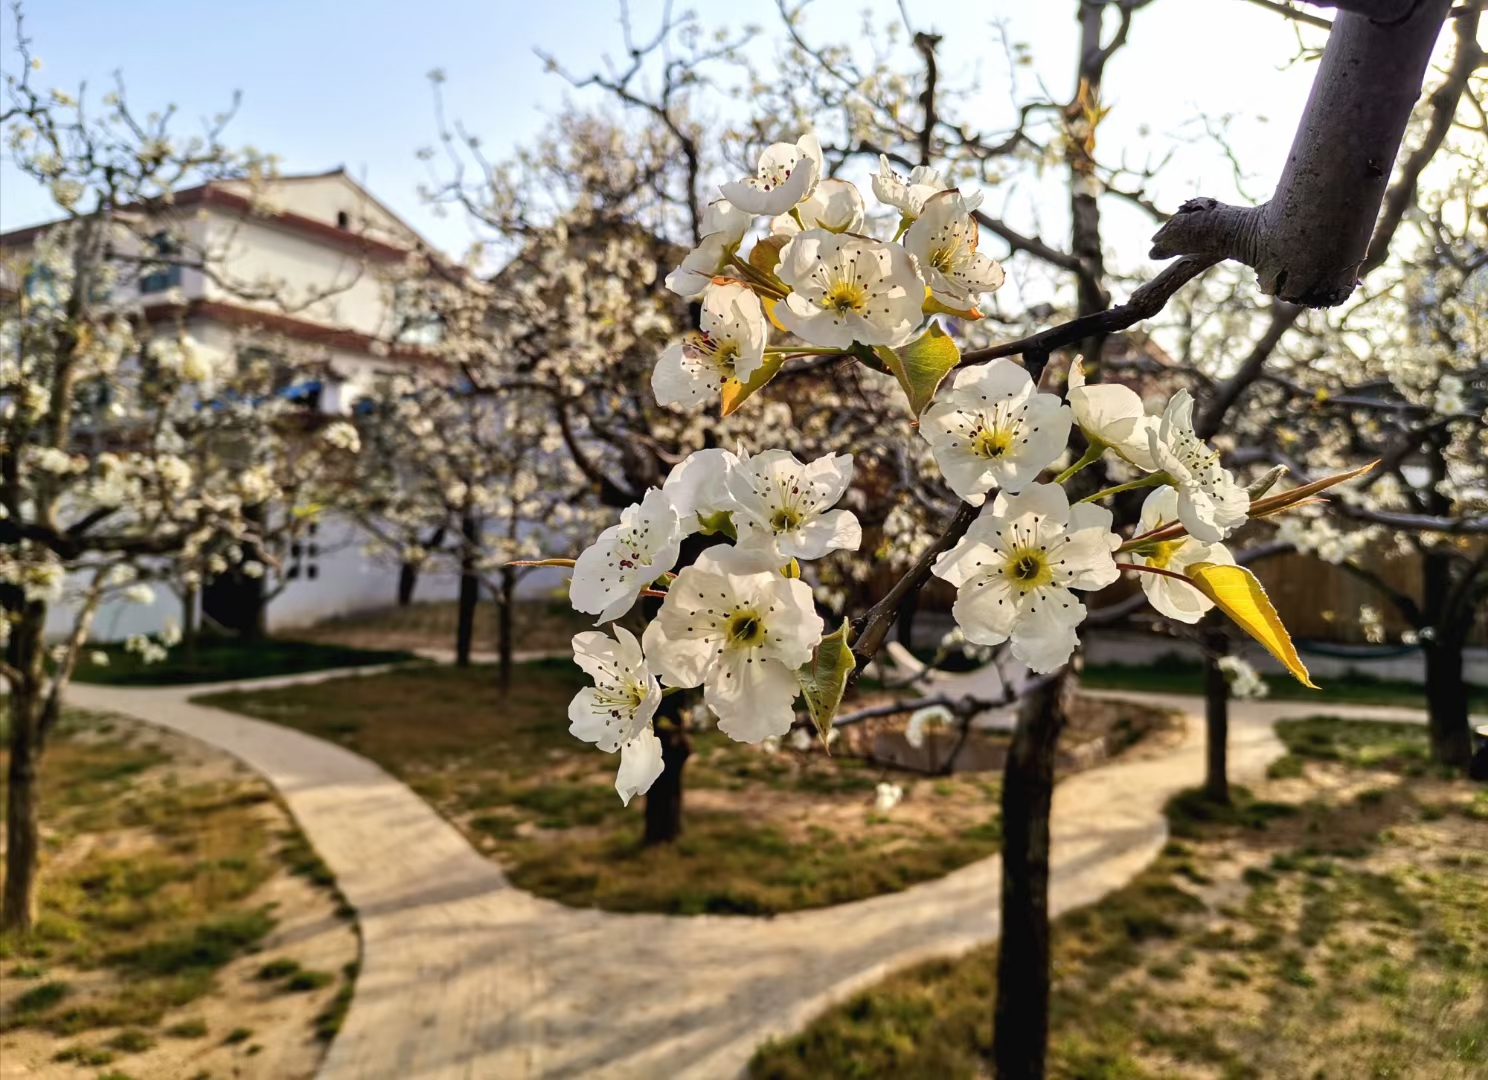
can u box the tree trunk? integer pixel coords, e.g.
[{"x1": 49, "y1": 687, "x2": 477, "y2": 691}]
[
  {"x1": 3, "y1": 602, "x2": 48, "y2": 933},
  {"x1": 397, "y1": 561, "x2": 419, "y2": 607},
  {"x1": 643, "y1": 692, "x2": 692, "y2": 846},
  {"x1": 895, "y1": 589, "x2": 919, "y2": 648},
  {"x1": 497, "y1": 565, "x2": 515, "y2": 692},
  {"x1": 992, "y1": 670, "x2": 1069, "y2": 1080},
  {"x1": 1202, "y1": 623, "x2": 1231, "y2": 805},
  {"x1": 455, "y1": 512, "x2": 481, "y2": 668},
  {"x1": 181, "y1": 582, "x2": 199, "y2": 662},
  {"x1": 1423, "y1": 638, "x2": 1471, "y2": 770}
]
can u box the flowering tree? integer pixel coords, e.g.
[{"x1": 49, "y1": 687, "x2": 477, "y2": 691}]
[
  {"x1": 0, "y1": 28, "x2": 270, "y2": 929},
  {"x1": 349, "y1": 369, "x2": 600, "y2": 681},
  {"x1": 487, "y1": 3, "x2": 1469, "y2": 1078}
]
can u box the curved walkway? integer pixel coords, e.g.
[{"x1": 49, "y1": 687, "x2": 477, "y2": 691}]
[{"x1": 66, "y1": 673, "x2": 1448, "y2": 1080}]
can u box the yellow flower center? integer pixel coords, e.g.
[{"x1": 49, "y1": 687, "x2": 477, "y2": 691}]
[
  {"x1": 825, "y1": 281, "x2": 866, "y2": 314},
  {"x1": 929, "y1": 246, "x2": 956, "y2": 272},
  {"x1": 972, "y1": 426, "x2": 1015, "y2": 459},
  {"x1": 770, "y1": 507, "x2": 803, "y2": 532},
  {"x1": 1144, "y1": 539, "x2": 1183, "y2": 570},
  {"x1": 727, "y1": 610, "x2": 767, "y2": 648},
  {"x1": 1008, "y1": 547, "x2": 1053, "y2": 589}
]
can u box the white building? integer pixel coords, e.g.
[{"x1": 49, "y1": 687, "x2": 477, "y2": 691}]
[{"x1": 2, "y1": 169, "x2": 468, "y2": 640}]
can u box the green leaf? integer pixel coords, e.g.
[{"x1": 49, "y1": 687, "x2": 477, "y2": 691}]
[
  {"x1": 1186, "y1": 562, "x2": 1317, "y2": 689},
  {"x1": 796, "y1": 618, "x2": 855, "y2": 745},
  {"x1": 874, "y1": 321, "x2": 962, "y2": 417}
]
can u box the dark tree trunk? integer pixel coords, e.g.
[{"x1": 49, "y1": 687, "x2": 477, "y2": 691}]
[
  {"x1": 455, "y1": 512, "x2": 481, "y2": 668},
  {"x1": 181, "y1": 582, "x2": 199, "y2": 663},
  {"x1": 1422, "y1": 541, "x2": 1472, "y2": 770},
  {"x1": 240, "y1": 574, "x2": 267, "y2": 642},
  {"x1": 895, "y1": 589, "x2": 919, "y2": 648},
  {"x1": 397, "y1": 561, "x2": 419, "y2": 607},
  {"x1": 497, "y1": 565, "x2": 515, "y2": 691},
  {"x1": 992, "y1": 670, "x2": 1069, "y2": 1080},
  {"x1": 1202, "y1": 622, "x2": 1231, "y2": 805},
  {"x1": 643, "y1": 688, "x2": 692, "y2": 846},
  {"x1": 3, "y1": 601, "x2": 47, "y2": 933},
  {"x1": 1423, "y1": 637, "x2": 1471, "y2": 770}
]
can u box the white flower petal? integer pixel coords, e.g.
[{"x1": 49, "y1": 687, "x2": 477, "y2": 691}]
[{"x1": 616, "y1": 727, "x2": 665, "y2": 806}]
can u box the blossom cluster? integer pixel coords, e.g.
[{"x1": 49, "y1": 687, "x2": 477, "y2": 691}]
[
  {"x1": 561, "y1": 132, "x2": 1267, "y2": 805},
  {"x1": 566, "y1": 445, "x2": 860, "y2": 803}
]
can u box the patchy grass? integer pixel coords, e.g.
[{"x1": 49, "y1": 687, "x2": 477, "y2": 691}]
[
  {"x1": 1082, "y1": 651, "x2": 1488, "y2": 711},
  {"x1": 1273, "y1": 715, "x2": 1448, "y2": 778},
  {"x1": 201, "y1": 660, "x2": 1019, "y2": 914},
  {"x1": 300, "y1": 597, "x2": 590, "y2": 655},
  {"x1": 752, "y1": 718, "x2": 1488, "y2": 1080},
  {"x1": 0, "y1": 709, "x2": 357, "y2": 1076},
  {"x1": 73, "y1": 634, "x2": 413, "y2": 686}
]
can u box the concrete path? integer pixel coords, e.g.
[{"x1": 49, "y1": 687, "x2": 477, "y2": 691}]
[{"x1": 65, "y1": 674, "x2": 1456, "y2": 1080}]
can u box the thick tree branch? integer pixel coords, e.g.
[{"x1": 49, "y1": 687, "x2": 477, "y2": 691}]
[{"x1": 1150, "y1": 0, "x2": 1455, "y2": 306}]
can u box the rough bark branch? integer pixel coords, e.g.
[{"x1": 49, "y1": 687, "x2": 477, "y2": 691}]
[
  {"x1": 1149, "y1": 0, "x2": 1455, "y2": 306},
  {"x1": 959, "y1": 255, "x2": 1219, "y2": 381},
  {"x1": 850, "y1": 501, "x2": 978, "y2": 670}
]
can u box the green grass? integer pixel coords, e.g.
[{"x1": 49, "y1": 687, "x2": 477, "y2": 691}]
[
  {"x1": 72, "y1": 634, "x2": 414, "y2": 686},
  {"x1": 1273, "y1": 715, "x2": 1445, "y2": 777},
  {"x1": 0, "y1": 710, "x2": 350, "y2": 1039},
  {"x1": 1081, "y1": 651, "x2": 1488, "y2": 711},
  {"x1": 751, "y1": 745, "x2": 1488, "y2": 1079},
  {"x1": 201, "y1": 660, "x2": 1014, "y2": 915}
]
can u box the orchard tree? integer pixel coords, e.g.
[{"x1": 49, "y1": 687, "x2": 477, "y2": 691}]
[{"x1": 0, "y1": 42, "x2": 265, "y2": 928}]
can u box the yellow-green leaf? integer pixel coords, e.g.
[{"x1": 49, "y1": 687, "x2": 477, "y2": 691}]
[
  {"x1": 748, "y1": 235, "x2": 790, "y2": 277},
  {"x1": 875, "y1": 322, "x2": 962, "y2": 417},
  {"x1": 797, "y1": 618, "x2": 855, "y2": 745},
  {"x1": 720, "y1": 352, "x2": 786, "y2": 416},
  {"x1": 1186, "y1": 562, "x2": 1317, "y2": 689},
  {"x1": 761, "y1": 296, "x2": 789, "y2": 333}
]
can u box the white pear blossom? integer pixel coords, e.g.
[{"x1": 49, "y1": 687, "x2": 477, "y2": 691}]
[
  {"x1": 570, "y1": 488, "x2": 684, "y2": 624},
  {"x1": 664, "y1": 199, "x2": 753, "y2": 299},
  {"x1": 568, "y1": 628, "x2": 665, "y2": 805},
  {"x1": 1066, "y1": 359, "x2": 1158, "y2": 469},
  {"x1": 662, "y1": 448, "x2": 740, "y2": 533},
  {"x1": 933, "y1": 483, "x2": 1121, "y2": 672},
  {"x1": 905, "y1": 703, "x2": 953, "y2": 749},
  {"x1": 652, "y1": 283, "x2": 767, "y2": 408},
  {"x1": 322, "y1": 421, "x2": 361, "y2": 453},
  {"x1": 720, "y1": 131, "x2": 824, "y2": 216},
  {"x1": 775, "y1": 230, "x2": 925, "y2": 349},
  {"x1": 642, "y1": 546, "x2": 822, "y2": 742},
  {"x1": 1433, "y1": 373, "x2": 1465, "y2": 415},
  {"x1": 1128, "y1": 486, "x2": 1233, "y2": 624},
  {"x1": 1146, "y1": 390, "x2": 1249, "y2": 543},
  {"x1": 871, "y1": 155, "x2": 980, "y2": 221},
  {"x1": 874, "y1": 782, "x2": 904, "y2": 813},
  {"x1": 1217, "y1": 655, "x2": 1269, "y2": 700},
  {"x1": 921, "y1": 358, "x2": 1072, "y2": 505},
  {"x1": 903, "y1": 190, "x2": 1005, "y2": 311},
  {"x1": 726, "y1": 449, "x2": 861, "y2": 565},
  {"x1": 769, "y1": 178, "x2": 865, "y2": 236}
]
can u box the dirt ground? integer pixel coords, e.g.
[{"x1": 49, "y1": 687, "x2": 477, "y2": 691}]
[{"x1": 0, "y1": 714, "x2": 359, "y2": 1080}]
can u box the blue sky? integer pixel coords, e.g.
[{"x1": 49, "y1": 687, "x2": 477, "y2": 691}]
[{"x1": 0, "y1": 0, "x2": 1335, "y2": 261}]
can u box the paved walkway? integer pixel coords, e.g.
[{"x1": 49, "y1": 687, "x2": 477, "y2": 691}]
[{"x1": 65, "y1": 673, "x2": 1452, "y2": 1080}]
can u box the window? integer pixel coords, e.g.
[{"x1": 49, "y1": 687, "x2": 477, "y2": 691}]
[
  {"x1": 139, "y1": 231, "x2": 182, "y2": 294},
  {"x1": 336, "y1": 210, "x2": 350, "y2": 229}
]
